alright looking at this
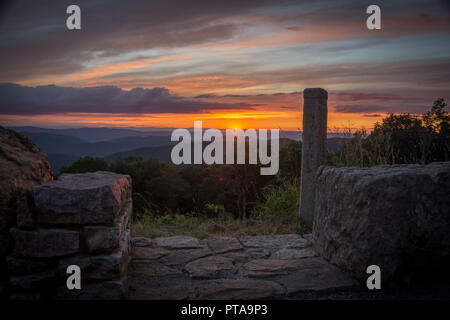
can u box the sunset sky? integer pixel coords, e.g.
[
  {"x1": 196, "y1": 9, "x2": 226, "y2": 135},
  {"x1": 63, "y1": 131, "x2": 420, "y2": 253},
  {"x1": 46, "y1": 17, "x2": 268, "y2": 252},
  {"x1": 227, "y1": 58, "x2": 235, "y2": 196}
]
[{"x1": 0, "y1": 0, "x2": 449, "y2": 131}]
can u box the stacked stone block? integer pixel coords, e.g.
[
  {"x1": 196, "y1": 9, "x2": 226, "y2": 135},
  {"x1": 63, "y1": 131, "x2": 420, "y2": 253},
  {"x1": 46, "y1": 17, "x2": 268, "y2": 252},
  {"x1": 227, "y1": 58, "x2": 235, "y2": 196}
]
[{"x1": 6, "y1": 172, "x2": 132, "y2": 299}]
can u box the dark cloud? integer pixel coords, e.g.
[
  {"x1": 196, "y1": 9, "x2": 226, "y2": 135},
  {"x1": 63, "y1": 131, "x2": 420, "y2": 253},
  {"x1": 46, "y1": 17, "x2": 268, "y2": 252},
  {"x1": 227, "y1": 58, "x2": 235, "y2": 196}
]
[
  {"x1": 335, "y1": 104, "x2": 431, "y2": 114},
  {"x1": 279, "y1": 106, "x2": 296, "y2": 109},
  {"x1": 0, "y1": 83, "x2": 260, "y2": 115},
  {"x1": 333, "y1": 92, "x2": 428, "y2": 102},
  {"x1": 1, "y1": 0, "x2": 448, "y2": 83},
  {"x1": 0, "y1": 0, "x2": 282, "y2": 82},
  {"x1": 287, "y1": 26, "x2": 301, "y2": 32},
  {"x1": 238, "y1": 59, "x2": 450, "y2": 92},
  {"x1": 195, "y1": 92, "x2": 299, "y2": 99},
  {"x1": 362, "y1": 114, "x2": 383, "y2": 117}
]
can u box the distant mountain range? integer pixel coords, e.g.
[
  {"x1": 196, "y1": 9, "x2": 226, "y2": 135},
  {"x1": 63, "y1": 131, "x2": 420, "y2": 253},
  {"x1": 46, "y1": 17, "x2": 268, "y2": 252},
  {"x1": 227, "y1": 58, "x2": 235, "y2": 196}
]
[
  {"x1": 9, "y1": 126, "x2": 172, "y2": 142},
  {"x1": 9, "y1": 127, "x2": 350, "y2": 173},
  {"x1": 16, "y1": 132, "x2": 174, "y2": 157}
]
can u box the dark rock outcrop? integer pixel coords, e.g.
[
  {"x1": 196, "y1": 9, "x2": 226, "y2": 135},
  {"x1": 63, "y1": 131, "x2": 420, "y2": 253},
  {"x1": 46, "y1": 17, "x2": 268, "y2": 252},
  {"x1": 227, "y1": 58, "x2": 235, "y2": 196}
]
[
  {"x1": 0, "y1": 126, "x2": 53, "y2": 296},
  {"x1": 313, "y1": 162, "x2": 450, "y2": 283}
]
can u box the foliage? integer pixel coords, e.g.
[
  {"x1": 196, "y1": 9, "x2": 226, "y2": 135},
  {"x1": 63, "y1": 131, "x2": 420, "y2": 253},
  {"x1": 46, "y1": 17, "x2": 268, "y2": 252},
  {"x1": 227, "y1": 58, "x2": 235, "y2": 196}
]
[
  {"x1": 60, "y1": 156, "x2": 108, "y2": 173},
  {"x1": 329, "y1": 98, "x2": 449, "y2": 167},
  {"x1": 279, "y1": 140, "x2": 302, "y2": 179},
  {"x1": 252, "y1": 178, "x2": 305, "y2": 231}
]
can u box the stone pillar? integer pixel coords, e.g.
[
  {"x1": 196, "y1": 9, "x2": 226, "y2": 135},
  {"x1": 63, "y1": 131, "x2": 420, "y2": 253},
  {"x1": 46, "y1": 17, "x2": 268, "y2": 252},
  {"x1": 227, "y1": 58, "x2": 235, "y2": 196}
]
[{"x1": 299, "y1": 88, "x2": 328, "y2": 228}]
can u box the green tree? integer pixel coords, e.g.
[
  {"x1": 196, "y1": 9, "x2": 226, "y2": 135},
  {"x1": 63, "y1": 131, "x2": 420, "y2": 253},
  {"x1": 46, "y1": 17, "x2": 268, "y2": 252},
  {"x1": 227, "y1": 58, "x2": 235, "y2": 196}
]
[
  {"x1": 329, "y1": 98, "x2": 449, "y2": 166},
  {"x1": 279, "y1": 140, "x2": 302, "y2": 179},
  {"x1": 60, "y1": 156, "x2": 108, "y2": 173}
]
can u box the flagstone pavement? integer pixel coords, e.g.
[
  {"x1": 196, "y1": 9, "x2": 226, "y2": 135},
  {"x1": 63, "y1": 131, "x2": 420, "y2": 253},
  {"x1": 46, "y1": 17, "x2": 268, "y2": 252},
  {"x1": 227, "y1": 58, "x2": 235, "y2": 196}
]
[{"x1": 126, "y1": 234, "x2": 362, "y2": 300}]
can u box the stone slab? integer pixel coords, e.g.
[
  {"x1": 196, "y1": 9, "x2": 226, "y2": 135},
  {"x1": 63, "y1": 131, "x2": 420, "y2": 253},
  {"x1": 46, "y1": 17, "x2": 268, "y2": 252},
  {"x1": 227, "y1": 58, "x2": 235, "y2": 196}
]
[
  {"x1": 245, "y1": 248, "x2": 271, "y2": 260},
  {"x1": 194, "y1": 279, "x2": 284, "y2": 300},
  {"x1": 239, "y1": 234, "x2": 308, "y2": 250},
  {"x1": 129, "y1": 261, "x2": 182, "y2": 277},
  {"x1": 131, "y1": 246, "x2": 170, "y2": 260},
  {"x1": 243, "y1": 259, "x2": 309, "y2": 278},
  {"x1": 186, "y1": 256, "x2": 235, "y2": 279},
  {"x1": 272, "y1": 258, "x2": 358, "y2": 295},
  {"x1": 131, "y1": 237, "x2": 154, "y2": 247},
  {"x1": 155, "y1": 236, "x2": 203, "y2": 249},
  {"x1": 271, "y1": 248, "x2": 318, "y2": 260},
  {"x1": 55, "y1": 279, "x2": 126, "y2": 300},
  {"x1": 159, "y1": 247, "x2": 213, "y2": 266},
  {"x1": 206, "y1": 237, "x2": 243, "y2": 253}
]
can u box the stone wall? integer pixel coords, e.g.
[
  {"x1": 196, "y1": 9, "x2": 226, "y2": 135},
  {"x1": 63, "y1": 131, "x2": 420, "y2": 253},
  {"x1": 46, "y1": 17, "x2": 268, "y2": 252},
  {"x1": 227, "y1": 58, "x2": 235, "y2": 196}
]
[
  {"x1": 313, "y1": 162, "x2": 450, "y2": 283},
  {"x1": 6, "y1": 171, "x2": 132, "y2": 299}
]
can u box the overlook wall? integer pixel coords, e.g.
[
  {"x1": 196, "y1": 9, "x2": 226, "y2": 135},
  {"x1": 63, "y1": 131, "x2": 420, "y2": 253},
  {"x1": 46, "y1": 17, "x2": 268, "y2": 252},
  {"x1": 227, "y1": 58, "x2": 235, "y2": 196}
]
[
  {"x1": 313, "y1": 162, "x2": 450, "y2": 282},
  {"x1": 6, "y1": 171, "x2": 132, "y2": 300}
]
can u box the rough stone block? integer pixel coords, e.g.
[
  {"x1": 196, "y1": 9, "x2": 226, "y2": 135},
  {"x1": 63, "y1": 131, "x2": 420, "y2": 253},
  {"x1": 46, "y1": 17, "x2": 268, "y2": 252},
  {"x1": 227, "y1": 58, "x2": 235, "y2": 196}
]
[
  {"x1": 33, "y1": 172, "x2": 131, "y2": 225},
  {"x1": 55, "y1": 279, "x2": 126, "y2": 300},
  {"x1": 59, "y1": 229, "x2": 130, "y2": 280},
  {"x1": 11, "y1": 228, "x2": 79, "y2": 258},
  {"x1": 16, "y1": 189, "x2": 35, "y2": 229},
  {"x1": 82, "y1": 226, "x2": 120, "y2": 253},
  {"x1": 6, "y1": 256, "x2": 52, "y2": 275},
  {"x1": 10, "y1": 270, "x2": 55, "y2": 290},
  {"x1": 313, "y1": 162, "x2": 450, "y2": 281}
]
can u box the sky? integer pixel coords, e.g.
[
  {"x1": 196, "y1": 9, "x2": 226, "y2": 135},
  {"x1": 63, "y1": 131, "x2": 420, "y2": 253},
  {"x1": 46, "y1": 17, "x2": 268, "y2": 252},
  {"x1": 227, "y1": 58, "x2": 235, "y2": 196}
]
[{"x1": 0, "y1": 0, "x2": 449, "y2": 131}]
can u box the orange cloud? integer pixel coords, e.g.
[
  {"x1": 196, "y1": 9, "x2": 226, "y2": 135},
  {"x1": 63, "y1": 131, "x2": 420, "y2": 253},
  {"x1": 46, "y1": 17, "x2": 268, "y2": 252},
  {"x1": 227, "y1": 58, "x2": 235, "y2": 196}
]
[{"x1": 19, "y1": 56, "x2": 190, "y2": 87}]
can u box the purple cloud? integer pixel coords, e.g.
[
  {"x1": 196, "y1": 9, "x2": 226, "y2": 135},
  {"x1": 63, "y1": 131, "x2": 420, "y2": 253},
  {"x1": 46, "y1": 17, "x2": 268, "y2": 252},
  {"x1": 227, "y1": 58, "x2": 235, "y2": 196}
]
[{"x1": 0, "y1": 83, "x2": 260, "y2": 115}]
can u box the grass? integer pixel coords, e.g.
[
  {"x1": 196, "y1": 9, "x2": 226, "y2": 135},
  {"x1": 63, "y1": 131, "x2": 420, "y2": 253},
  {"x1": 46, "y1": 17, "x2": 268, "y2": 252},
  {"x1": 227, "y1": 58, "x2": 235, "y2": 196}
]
[{"x1": 132, "y1": 214, "x2": 303, "y2": 239}]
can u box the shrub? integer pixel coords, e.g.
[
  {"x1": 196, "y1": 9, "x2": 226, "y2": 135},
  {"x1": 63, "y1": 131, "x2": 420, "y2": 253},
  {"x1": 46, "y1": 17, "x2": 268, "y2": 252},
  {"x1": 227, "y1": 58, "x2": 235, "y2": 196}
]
[{"x1": 253, "y1": 179, "x2": 300, "y2": 226}]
